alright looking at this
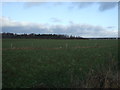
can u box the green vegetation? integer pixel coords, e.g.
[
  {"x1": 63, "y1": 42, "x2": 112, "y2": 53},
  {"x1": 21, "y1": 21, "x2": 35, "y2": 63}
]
[{"x1": 2, "y1": 39, "x2": 119, "y2": 88}]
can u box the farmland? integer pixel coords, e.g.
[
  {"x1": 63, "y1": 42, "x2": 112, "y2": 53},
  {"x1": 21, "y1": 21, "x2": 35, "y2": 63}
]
[{"x1": 2, "y1": 39, "x2": 119, "y2": 88}]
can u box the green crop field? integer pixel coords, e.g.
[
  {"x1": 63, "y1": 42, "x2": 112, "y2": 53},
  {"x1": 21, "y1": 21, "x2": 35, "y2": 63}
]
[{"x1": 2, "y1": 39, "x2": 119, "y2": 88}]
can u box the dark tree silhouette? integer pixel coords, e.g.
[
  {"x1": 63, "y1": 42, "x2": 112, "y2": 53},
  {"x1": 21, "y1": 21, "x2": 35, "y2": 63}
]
[
  {"x1": 1, "y1": 33, "x2": 118, "y2": 39},
  {"x1": 1, "y1": 33, "x2": 86, "y2": 39}
]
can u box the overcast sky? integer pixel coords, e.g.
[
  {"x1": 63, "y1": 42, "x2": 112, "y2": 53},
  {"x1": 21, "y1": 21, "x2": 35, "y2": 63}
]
[{"x1": 1, "y1": 2, "x2": 118, "y2": 38}]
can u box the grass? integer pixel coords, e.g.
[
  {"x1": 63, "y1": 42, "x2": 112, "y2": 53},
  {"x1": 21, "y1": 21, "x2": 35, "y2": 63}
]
[{"x1": 2, "y1": 39, "x2": 119, "y2": 88}]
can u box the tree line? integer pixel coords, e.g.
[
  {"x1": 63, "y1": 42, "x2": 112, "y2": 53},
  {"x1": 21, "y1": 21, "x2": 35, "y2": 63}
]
[
  {"x1": 1, "y1": 33, "x2": 118, "y2": 39},
  {"x1": 1, "y1": 33, "x2": 86, "y2": 39}
]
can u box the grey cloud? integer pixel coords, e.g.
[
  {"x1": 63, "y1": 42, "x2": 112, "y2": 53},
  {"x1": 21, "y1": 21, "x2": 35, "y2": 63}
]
[
  {"x1": 71, "y1": 2, "x2": 94, "y2": 9},
  {"x1": 50, "y1": 24, "x2": 117, "y2": 37},
  {"x1": 50, "y1": 18, "x2": 62, "y2": 23},
  {"x1": 69, "y1": 21, "x2": 74, "y2": 24},
  {"x1": 24, "y1": 2, "x2": 117, "y2": 11},
  {"x1": 1, "y1": 17, "x2": 117, "y2": 38},
  {"x1": 24, "y1": 2, "x2": 64, "y2": 8},
  {"x1": 106, "y1": 26, "x2": 115, "y2": 29},
  {"x1": 71, "y1": 2, "x2": 117, "y2": 11},
  {"x1": 24, "y1": 2, "x2": 45, "y2": 8},
  {"x1": 24, "y1": 2, "x2": 63, "y2": 8},
  {"x1": 2, "y1": 25, "x2": 48, "y2": 34},
  {"x1": 98, "y1": 2, "x2": 117, "y2": 11},
  {"x1": 1, "y1": 17, "x2": 49, "y2": 34}
]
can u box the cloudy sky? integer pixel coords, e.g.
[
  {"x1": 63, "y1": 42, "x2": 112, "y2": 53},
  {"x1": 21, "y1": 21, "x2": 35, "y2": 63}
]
[{"x1": 1, "y1": 2, "x2": 118, "y2": 38}]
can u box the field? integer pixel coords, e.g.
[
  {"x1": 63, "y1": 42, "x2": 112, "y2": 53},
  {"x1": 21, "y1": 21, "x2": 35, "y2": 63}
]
[{"x1": 2, "y1": 39, "x2": 119, "y2": 88}]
